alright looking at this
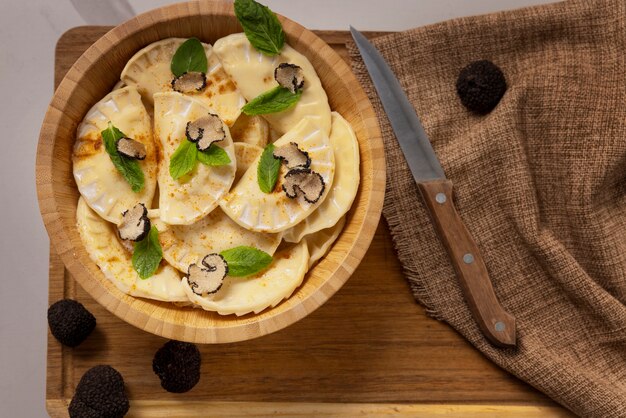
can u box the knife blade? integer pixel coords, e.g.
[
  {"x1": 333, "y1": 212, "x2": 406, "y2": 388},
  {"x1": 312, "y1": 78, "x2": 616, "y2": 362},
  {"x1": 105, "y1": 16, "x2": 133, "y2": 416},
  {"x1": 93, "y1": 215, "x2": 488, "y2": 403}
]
[{"x1": 351, "y1": 27, "x2": 516, "y2": 347}]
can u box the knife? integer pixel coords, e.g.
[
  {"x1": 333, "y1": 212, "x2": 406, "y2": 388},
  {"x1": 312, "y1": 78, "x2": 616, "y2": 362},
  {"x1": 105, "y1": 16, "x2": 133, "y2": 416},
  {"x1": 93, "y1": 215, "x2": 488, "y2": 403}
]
[{"x1": 350, "y1": 27, "x2": 516, "y2": 347}]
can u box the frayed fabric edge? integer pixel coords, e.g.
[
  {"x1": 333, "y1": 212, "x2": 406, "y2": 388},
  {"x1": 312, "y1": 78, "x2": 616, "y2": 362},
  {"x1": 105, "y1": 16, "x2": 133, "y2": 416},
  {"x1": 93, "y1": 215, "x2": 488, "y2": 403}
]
[{"x1": 382, "y1": 189, "x2": 443, "y2": 321}]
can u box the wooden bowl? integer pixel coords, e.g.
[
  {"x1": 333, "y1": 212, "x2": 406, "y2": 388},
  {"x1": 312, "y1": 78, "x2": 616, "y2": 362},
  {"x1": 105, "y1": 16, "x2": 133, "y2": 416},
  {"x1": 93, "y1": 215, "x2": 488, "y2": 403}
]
[{"x1": 36, "y1": 1, "x2": 384, "y2": 343}]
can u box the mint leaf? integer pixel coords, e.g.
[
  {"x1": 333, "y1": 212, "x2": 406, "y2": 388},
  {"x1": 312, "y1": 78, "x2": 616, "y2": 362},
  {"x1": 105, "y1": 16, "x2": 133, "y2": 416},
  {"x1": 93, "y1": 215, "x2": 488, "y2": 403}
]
[
  {"x1": 197, "y1": 144, "x2": 231, "y2": 166},
  {"x1": 234, "y1": 0, "x2": 284, "y2": 56},
  {"x1": 132, "y1": 226, "x2": 163, "y2": 279},
  {"x1": 220, "y1": 246, "x2": 273, "y2": 277},
  {"x1": 171, "y1": 38, "x2": 208, "y2": 77},
  {"x1": 169, "y1": 140, "x2": 198, "y2": 180},
  {"x1": 101, "y1": 122, "x2": 145, "y2": 192},
  {"x1": 242, "y1": 86, "x2": 302, "y2": 115},
  {"x1": 257, "y1": 143, "x2": 280, "y2": 193}
]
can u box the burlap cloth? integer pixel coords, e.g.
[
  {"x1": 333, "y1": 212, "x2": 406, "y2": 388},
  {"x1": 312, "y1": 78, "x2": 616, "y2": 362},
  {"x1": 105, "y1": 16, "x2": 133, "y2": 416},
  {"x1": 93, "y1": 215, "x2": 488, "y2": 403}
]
[{"x1": 348, "y1": 0, "x2": 626, "y2": 416}]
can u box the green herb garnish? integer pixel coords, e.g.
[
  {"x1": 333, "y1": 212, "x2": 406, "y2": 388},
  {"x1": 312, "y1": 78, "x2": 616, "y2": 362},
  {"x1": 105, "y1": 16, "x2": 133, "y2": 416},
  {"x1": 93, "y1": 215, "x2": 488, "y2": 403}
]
[
  {"x1": 171, "y1": 38, "x2": 208, "y2": 77},
  {"x1": 101, "y1": 122, "x2": 145, "y2": 192},
  {"x1": 243, "y1": 86, "x2": 302, "y2": 116},
  {"x1": 132, "y1": 226, "x2": 163, "y2": 279},
  {"x1": 169, "y1": 140, "x2": 231, "y2": 180},
  {"x1": 169, "y1": 139, "x2": 198, "y2": 180},
  {"x1": 257, "y1": 143, "x2": 280, "y2": 193},
  {"x1": 234, "y1": 0, "x2": 284, "y2": 56},
  {"x1": 197, "y1": 144, "x2": 232, "y2": 166},
  {"x1": 220, "y1": 246, "x2": 273, "y2": 277}
]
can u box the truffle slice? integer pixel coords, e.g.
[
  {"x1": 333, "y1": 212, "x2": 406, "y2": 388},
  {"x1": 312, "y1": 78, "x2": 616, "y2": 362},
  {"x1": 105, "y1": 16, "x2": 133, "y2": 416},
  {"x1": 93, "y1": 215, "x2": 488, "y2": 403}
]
[
  {"x1": 116, "y1": 137, "x2": 147, "y2": 160},
  {"x1": 187, "y1": 254, "x2": 228, "y2": 295},
  {"x1": 69, "y1": 365, "x2": 129, "y2": 418},
  {"x1": 153, "y1": 340, "x2": 201, "y2": 393},
  {"x1": 118, "y1": 203, "x2": 150, "y2": 242},
  {"x1": 282, "y1": 168, "x2": 325, "y2": 204},
  {"x1": 456, "y1": 60, "x2": 507, "y2": 114},
  {"x1": 171, "y1": 71, "x2": 207, "y2": 93},
  {"x1": 273, "y1": 142, "x2": 310, "y2": 169},
  {"x1": 274, "y1": 63, "x2": 305, "y2": 94},
  {"x1": 185, "y1": 114, "x2": 226, "y2": 151},
  {"x1": 47, "y1": 299, "x2": 96, "y2": 347}
]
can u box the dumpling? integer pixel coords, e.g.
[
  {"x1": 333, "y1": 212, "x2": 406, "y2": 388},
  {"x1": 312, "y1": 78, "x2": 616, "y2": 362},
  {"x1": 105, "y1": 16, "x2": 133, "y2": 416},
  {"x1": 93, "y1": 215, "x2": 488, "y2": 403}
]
[
  {"x1": 213, "y1": 33, "x2": 331, "y2": 136},
  {"x1": 283, "y1": 112, "x2": 359, "y2": 242},
  {"x1": 230, "y1": 113, "x2": 269, "y2": 148},
  {"x1": 220, "y1": 118, "x2": 335, "y2": 233},
  {"x1": 305, "y1": 216, "x2": 346, "y2": 269},
  {"x1": 73, "y1": 86, "x2": 157, "y2": 224},
  {"x1": 154, "y1": 92, "x2": 237, "y2": 225},
  {"x1": 159, "y1": 207, "x2": 282, "y2": 273},
  {"x1": 182, "y1": 241, "x2": 309, "y2": 316},
  {"x1": 76, "y1": 197, "x2": 187, "y2": 302},
  {"x1": 121, "y1": 38, "x2": 246, "y2": 126},
  {"x1": 234, "y1": 142, "x2": 262, "y2": 183}
]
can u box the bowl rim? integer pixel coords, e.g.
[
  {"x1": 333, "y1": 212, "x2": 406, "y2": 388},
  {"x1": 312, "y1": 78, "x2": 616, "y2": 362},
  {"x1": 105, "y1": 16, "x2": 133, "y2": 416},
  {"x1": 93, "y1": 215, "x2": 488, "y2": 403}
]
[{"x1": 36, "y1": 0, "x2": 385, "y2": 343}]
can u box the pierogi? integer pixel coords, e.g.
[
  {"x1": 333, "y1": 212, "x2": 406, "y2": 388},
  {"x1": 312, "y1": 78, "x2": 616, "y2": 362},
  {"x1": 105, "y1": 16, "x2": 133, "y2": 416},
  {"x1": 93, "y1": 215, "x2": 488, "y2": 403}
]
[
  {"x1": 73, "y1": 86, "x2": 157, "y2": 225},
  {"x1": 76, "y1": 197, "x2": 187, "y2": 302},
  {"x1": 154, "y1": 92, "x2": 237, "y2": 225},
  {"x1": 182, "y1": 241, "x2": 309, "y2": 316},
  {"x1": 220, "y1": 118, "x2": 335, "y2": 233},
  {"x1": 159, "y1": 207, "x2": 282, "y2": 273},
  {"x1": 121, "y1": 37, "x2": 246, "y2": 126},
  {"x1": 283, "y1": 112, "x2": 359, "y2": 242},
  {"x1": 213, "y1": 33, "x2": 332, "y2": 136}
]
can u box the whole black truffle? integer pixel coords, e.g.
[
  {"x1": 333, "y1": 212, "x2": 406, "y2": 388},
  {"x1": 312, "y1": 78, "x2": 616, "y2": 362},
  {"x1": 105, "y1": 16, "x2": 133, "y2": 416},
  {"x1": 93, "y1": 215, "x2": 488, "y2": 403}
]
[
  {"x1": 69, "y1": 365, "x2": 129, "y2": 418},
  {"x1": 47, "y1": 299, "x2": 96, "y2": 347},
  {"x1": 152, "y1": 340, "x2": 201, "y2": 393},
  {"x1": 456, "y1": 60, "x2": 507, "y2": 114}
]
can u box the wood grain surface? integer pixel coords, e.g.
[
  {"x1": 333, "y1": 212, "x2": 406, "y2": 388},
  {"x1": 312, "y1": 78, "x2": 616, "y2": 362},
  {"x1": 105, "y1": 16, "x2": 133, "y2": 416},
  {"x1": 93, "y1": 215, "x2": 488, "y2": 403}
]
[{"x1": 46, "y1": 26, "x2": 572, "y2": 417}]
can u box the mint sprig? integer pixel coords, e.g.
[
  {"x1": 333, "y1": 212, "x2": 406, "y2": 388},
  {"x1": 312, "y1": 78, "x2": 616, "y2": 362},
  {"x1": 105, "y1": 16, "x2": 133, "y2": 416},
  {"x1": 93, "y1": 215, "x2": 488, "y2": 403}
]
[
  {"x1": 197, "y1": 144, "x2": 232, "y2": 166},
  {"x1": 171, "y1": 38, "x2": 208, "y2": 77},
  {"x1": 234, "y1": 0, "x2": 285, "y2": 56},
  {"x1": 132, "y1": 226, "x2": 163, "y2": 279},
  {"x1": 235, "y1": 0, "x2": 285, "y2": 56},
  {"x1": 243, "y1": 86, "x2": 302, "y2": 116},
  {"x1": 170, "y1": 140, "x2": 231, "y2": 180},
  {"x1": 101, "y1": 122, "x2": 145, "y2": 192},
  {"x1": 257, "y1": 143, "x2": 280, "y2": 193},
  {"x1": 169, "y1": 139, "x2": 198, "y2": 180},
  {"x1": 220, "y1": 246, "x2": 273, "y2": 277}
]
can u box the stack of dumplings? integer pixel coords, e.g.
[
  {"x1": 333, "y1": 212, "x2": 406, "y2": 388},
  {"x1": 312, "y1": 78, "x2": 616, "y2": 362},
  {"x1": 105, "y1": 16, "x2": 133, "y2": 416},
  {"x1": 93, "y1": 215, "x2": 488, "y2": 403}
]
[{"x1": 73, "y1": 35, "x2": 360, "y2": 316}]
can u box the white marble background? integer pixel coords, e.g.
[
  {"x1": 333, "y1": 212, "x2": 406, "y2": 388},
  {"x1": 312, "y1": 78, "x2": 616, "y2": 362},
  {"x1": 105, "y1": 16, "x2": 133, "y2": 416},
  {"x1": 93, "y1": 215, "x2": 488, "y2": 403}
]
[{"x1": 0, "y1": 0, "x2": 555, "y2": 416}]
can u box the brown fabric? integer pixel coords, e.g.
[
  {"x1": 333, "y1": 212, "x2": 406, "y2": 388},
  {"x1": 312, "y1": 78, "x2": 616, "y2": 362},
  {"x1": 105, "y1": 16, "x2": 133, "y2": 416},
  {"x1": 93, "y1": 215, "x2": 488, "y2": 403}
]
[{"x1": 348, "y1": 0, "x2": 626, "y2": 416}]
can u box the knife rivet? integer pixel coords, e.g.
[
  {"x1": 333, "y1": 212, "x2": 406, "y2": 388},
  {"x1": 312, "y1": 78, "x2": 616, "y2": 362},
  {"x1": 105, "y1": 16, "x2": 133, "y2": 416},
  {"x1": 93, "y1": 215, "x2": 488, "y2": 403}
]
[
  {"x1": 495, "y1": 321, "x2": 506, "y2": 332},
  {"x1": 435, "y1": 193, "x2": 447, "y2": 204},
  {"x1": 463, "y1": 253, "x2": 474, "y2": 264}
]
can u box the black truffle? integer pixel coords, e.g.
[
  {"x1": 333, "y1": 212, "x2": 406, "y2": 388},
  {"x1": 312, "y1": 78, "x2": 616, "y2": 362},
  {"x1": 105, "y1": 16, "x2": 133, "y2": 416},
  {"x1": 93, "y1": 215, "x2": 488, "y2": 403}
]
[
  {"x1": 185, "y1": 114, "x2": 226, "y2": 151},
  {"x1": 274, "y1": 63, "x2": 305, "y2": 94},
  {"x1": 69, "y1": 365, "x2": 129, "y2": 418},
  {"x1": 282, "y1": 168, "x2": 325, "y2": 204},
  {"x1": 273, "y1": 142, "x2": 310, "y2": 169},
  {"x1": 152, "y1": 340, "x2": 201, "y2": 393},
  {"x1": 171, "y1": 71, "x2": 207, "y2": 93},
  {"x1": 47, "y1": 299, "x2": 96, "y2": 347},
  {"x1": 187, "y1": 254, "x2": 228, "y2": 296},
  {"x1": 118, "y1": 203, "x2": 150, "y2": 242},
  {"x1": 116, "y1": 137, "x2": 146, "y2": 160},
  {"x1": 456, "y1": 60, "x2": 507, "y2": 114}
]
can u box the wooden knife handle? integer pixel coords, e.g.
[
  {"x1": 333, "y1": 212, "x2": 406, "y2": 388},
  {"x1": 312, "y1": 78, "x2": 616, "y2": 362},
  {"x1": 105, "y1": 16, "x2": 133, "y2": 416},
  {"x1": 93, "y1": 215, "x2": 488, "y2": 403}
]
[{"x1": 417, "y1": 179, "x2": 516, "y2": 347}]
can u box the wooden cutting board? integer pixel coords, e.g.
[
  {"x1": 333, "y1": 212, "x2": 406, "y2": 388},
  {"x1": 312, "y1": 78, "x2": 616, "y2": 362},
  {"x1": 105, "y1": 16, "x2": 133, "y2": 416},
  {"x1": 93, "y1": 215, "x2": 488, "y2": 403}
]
[{"x1": 46, "y1": 26, "x2": 573, "y2": 418}]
